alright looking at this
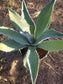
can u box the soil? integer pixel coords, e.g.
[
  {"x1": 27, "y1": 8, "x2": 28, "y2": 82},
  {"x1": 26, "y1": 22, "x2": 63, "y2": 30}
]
[{"x1": 0, "y1": 0, "x2": 63, "y2": 84}]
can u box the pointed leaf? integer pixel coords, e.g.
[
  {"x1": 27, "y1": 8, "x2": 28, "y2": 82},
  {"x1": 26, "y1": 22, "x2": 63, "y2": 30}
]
[
  {"x1": 0, "y1": 27, "x2": 29, "y2": 45},
  {"x1": 0, "y1": 40, "x2": 25, "y2": 52},
  {"x1": 35, "y1": 29, "x2": 63, "y2": 44},
  {"x1": 35, "y1": 0, "x2": 56, "y2": 39},
  {"x1": 25, "y1": 47, "x2": 39, "y2": 84},
  {"x1": 38, "y1": 40, "x2": 63, "y2": 51},
  {"x1": 9, "y1": 8, "x2": 22, "y2": 31},
  {"x1": 21, "y1": 0, "x2": 36, "y2": 35}
]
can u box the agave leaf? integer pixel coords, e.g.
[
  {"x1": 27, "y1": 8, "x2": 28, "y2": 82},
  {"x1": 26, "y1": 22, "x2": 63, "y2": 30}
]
[
  {"x1": 21, "y1": 32, "x2": 35, "y2": 44},
  {"x1": 23, "y1": 54, "x2": 28, "y2": 69},
  {"x1": 21, "y1": 0, "x2": 36, "y2": 35},
  {"x1": 0, "y1": 40, "x2": 25, "y2": 52},
  {"x1": 38, "y1": 40, "x2": 63, "y2": 51},
  {"x1": 35, "y1": 29, "x2": 63, "y2": 44},
  {"x1": 25, "y1": 47, "x2": 39, "y2": 84},
  {"x1": 9, "y1": 8, "x2": 21, "y2": 31},
  {"x1": 35, "y1": 0, "x2": 56, "y2": 39},
  {"x1": 46, "y1": 17, "x2": 51, "y2": 29},
  {"x1": 0, "y1": 27, "x2": 29, "y2": 45}
]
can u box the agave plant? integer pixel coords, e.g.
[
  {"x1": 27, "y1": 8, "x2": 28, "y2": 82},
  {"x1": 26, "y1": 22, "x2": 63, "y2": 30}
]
[{"x1": 0, "y1": 0, "x2": 63, "y2": 84}]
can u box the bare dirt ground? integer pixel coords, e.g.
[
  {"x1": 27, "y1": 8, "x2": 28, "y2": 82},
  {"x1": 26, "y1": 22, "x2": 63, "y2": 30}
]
[{"x1": 0, "y1": 0, "x2": 63, "y2": 84}]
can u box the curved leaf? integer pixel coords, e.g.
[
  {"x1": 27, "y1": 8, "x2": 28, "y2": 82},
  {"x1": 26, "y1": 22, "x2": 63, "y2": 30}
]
[
  {"x1": 23, "y1": 54, "x2": 28, "y2": 69},
  {"x1": 0, "y1": 27, "x2": 29, "y2": 45},
  {"x1": 35, "y1": 0, "x2": 56, "y2": 39},
  {"x1": 38, "y1": 40, "x2": 63, "y2": 51},
  {"x1": 24, "y1": 47, "x2": 39, "y2": 84},
  {"x1": 21, "y1": 0, "x2": 36, "y2": 35},
  {"x1": 35, "y1": 29, "x2": 63, "y2": 44},
  {"x1": 9, "y1": 8, "x2": 21, "y2": 31},
  {"x1": 0, "y1": 40, "x2": 25, "y2": 52}
]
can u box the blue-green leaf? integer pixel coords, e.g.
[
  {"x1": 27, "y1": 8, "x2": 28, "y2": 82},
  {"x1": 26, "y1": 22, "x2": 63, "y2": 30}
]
[
  {"x1": 35, "y1": 29, "x2": 63, "y2": 44},
  {"x1": 0, "y1": 27, "x2": 29, "y2": 45},
  {"x1": 25, "y1": 47, "x2": 39, "y2": 84},
  {"x1": 38, "y1": 40, "x2": 63, "y2": 51},
  {"x1": 46, "y1": 17, "x2": 51, "y2": 29},
  {"x1": 21, "y1": 0, "x2": 36, "y2": 35},
  {"x1": 0, "y1": 40, "x2": 25, "y2": 52},
  {"x1": 35, "y1": 0, "x2": 56, "y2": 39},
  {"x1": 9, "y1": 8, "x2": 21, "y2": 31}
]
